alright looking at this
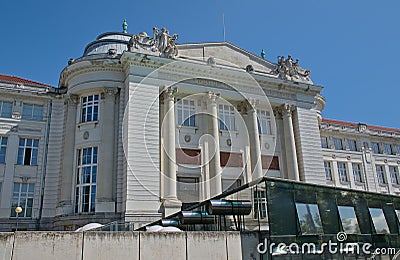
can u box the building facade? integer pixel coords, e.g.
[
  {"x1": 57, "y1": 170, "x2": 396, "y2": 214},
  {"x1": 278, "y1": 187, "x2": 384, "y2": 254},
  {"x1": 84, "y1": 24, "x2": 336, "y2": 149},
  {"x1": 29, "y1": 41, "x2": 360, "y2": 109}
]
[{"x1": 0, "y1": 28, "x2": 398, "y2": 231}]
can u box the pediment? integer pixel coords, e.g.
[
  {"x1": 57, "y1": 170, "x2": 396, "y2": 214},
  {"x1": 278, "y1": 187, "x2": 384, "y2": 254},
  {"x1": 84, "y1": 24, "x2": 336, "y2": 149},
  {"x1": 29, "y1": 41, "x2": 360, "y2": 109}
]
[
  {"x1": 177, "y1": 42, "x2": 312, "y2": 84},
  {"x1": 177, "y1": 42, "x2": 276, "y2": 74}
]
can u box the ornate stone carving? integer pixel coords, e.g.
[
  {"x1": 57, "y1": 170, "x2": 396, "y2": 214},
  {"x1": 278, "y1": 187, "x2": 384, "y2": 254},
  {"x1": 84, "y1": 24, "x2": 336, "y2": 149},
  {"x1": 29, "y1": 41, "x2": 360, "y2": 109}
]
[
  {"x1": 163, "y1": 87, "x2": 178, "y2": 101},
  {"x1": 103, "y1": 87, "x2": 118, "y2": 96},
  {"x1": 206, "y1": 91, "x2": 219, "y2": 104},
  {"x1": 207, "y1": 57, "x2": 216, "y2": 66},
  {"x1": 128, "y1": 27, "x2": 179, "y2": 58},
  {"x1": 275, "y1": 55, "x2": 311, "y2": 81}
]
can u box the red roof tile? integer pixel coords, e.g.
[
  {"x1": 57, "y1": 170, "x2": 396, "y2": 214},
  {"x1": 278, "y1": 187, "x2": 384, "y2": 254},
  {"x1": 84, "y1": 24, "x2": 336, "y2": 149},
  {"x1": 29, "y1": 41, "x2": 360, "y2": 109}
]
[
  {"x1": 0, "y1": 74, "x2": 52, "y2": 88},
  {"x1": 322, "y1": 118, "x2": 400, "y2": 134}
]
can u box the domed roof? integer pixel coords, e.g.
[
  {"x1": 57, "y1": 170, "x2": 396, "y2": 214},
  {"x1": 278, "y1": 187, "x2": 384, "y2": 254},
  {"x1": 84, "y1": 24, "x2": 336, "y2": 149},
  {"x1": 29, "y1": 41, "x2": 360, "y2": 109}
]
[{"x1": 83, "y1": 32, "x2": 131, "y2": 56}]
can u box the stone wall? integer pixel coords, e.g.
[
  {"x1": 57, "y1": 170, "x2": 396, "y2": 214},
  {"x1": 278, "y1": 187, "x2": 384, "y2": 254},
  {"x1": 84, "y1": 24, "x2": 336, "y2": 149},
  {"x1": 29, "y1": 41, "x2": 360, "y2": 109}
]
[{"x1": 0, "y1": 231, "x2": 261, "y2": 260}]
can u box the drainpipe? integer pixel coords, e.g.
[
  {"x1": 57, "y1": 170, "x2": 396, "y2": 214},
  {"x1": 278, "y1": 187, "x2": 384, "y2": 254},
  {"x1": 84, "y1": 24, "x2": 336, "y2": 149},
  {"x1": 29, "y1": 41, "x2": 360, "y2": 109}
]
[{"x1": 36, "y1": 99, "x2": 52, "y2": 230}]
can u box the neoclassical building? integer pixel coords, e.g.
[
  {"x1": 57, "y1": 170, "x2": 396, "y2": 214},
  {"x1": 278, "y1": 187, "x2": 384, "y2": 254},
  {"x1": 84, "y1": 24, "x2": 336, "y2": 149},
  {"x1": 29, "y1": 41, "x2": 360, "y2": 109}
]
[{"x1": 0, "y1": 27, "x2": 398, "y2": 231}]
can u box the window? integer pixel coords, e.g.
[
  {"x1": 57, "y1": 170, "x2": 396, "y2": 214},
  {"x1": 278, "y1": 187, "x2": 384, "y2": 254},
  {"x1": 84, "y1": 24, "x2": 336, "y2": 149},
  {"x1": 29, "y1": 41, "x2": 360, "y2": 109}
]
[
  {"x1": 383, "y1": 143, "x2": 394, "y2": 155},
  {"x1": 253, "y1": 190, "x2": 267, "y2": 219},
  {"x1": 321, "y1": 136, "x2": 328, "y2": 149},
  {"x1": 10, "y1": 183, "x2": 34, "y2": 218},
  {"x1": 17, "y1": 138, "x2": 39, "y2": 166},
  {"x1": 376, "y1": 165, "x2": 386, "y2": 184},
  {"x1": 177, "y1": 99, "x2": 195, "y2": 127},
  {"x1": 337, "y1": 206, "x2": 360, "y2": 234},
  {"x1": 369, "y1": 208, "x2": 390, "y2": 234},
  {"x1": 81, "y1": 95, "x2": 99, "y2": 123},
  {"x1": 75, "y1": 147, "x2": 98, "y2": 213},
  {"x1": 218, "y1": 105, "x2": 235, "y2": 131},
  {"x1": 0, "y1": 136, "x2": 7, "y2": 164},
  {"x1": 257, "y1": 110, "x2": 272, "y2": 135},
  {"x1": 347, "y1": 139, "x2": 357, "y2": 151},
  {"x1": 295, "y1": 203, "x2": 323, "y2": 234},
  {"x1": 177, "y1": 177, "x2": 199, "y2": 202},
  {"x1": 332, "y1": 137, "x2": 343, "y2": 150},
  {"x1": 371, "y1": 142, "x2": 381, "y2": 154},
  {"x1": 337, "y1": 162, "x2": 348, "y2": 182},
  {"x1": 352, "y1": 163, "x2": 363, "y2": 183},
  {"x1": 222, "y1": 179, "x2": 242, "y2": 192},
  {"x1": 396, "y1": 210, "x2": 400, "y2": 225},
  {"x1": 389, "y1": 166, "x2": 399, "y2": 185},
  {"x1": 22, "y1": 103, "x2": 43, "y2": 121},
  {"x1": 324, "y1": 161, "x2": 332, "y2": 181},
  {"x1": 0, "y1": 101, "x2": 12, "y2": 118},
  {"x1": 395, "y1": 145, "x2": 400, "y2": 155}
]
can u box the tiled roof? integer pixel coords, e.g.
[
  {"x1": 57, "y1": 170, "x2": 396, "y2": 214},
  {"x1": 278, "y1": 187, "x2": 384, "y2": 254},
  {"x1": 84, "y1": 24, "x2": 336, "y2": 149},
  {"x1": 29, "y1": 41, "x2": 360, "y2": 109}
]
[
  {"x1": 322, "y1": 118, "x2": 400, "y2": 134},
  {"x1": 0, "y1": 74, "x2": 52, "y2": 88}
]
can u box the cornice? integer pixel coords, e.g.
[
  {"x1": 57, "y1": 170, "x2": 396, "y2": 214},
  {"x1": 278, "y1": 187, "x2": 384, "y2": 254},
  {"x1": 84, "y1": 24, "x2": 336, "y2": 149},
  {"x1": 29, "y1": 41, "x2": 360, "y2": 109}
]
[
  {"x1": 121, "y1": 52, "x2": 320, "y2": 103},
  {"x1": 59, "y1": 60, "x2": 124, "y2": 87},
  {"x1": 320, "y1": 122, "x2": 400, "y2": 140}
]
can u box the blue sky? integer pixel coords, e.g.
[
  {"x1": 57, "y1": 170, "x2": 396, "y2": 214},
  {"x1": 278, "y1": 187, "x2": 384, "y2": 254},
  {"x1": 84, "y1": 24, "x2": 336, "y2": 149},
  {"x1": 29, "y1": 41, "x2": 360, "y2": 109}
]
[{"x1": 1, "y1": 0, "x2": 399, "y2": 128}]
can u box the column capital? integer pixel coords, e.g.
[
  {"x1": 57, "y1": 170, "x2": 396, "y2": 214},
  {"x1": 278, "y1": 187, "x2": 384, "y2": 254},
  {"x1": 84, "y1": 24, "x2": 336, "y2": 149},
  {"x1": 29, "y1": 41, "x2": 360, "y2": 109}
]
[
  {"x1": 280, "y1": 104, "x2": 296, "y2": 117},
  {"x1": 238, "y1": 98, "x2": 259, "y2": 114},
  {"x1": 102, "y1": 87, "x2": 118, "y2": 98},
  {"x1": 65, "y1": 94, "x2": 79, "y2": 105},
  {"x1": 205, "y1": 91, "x2": 219, "y2": 104},
  {"x1": 162, "y1": 87, "x2": 178, "y2": 101}
]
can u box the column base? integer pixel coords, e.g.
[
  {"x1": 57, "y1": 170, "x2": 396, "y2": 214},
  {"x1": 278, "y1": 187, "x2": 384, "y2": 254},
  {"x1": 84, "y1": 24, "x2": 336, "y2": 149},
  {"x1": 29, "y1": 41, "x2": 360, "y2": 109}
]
[{"x1": 161, "y1": 198, "x2": 182, "y2": 218}]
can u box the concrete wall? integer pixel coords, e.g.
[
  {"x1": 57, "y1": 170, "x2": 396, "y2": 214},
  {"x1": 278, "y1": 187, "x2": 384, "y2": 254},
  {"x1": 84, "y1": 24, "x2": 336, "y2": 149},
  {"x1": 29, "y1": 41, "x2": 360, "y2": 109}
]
[{"x1": 0, "y1": 231, "x2": 254, "y2": 260}]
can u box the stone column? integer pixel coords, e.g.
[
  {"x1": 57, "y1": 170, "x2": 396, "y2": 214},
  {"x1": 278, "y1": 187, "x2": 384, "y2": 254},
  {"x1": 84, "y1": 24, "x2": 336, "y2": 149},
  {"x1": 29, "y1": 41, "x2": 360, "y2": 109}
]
[
  {"x1": 244, "y1": 99, "x2": 263, "y2": 180},
  {"x1": 206, "y1": 92, "x2": 222, "y2": 196},
  {"x1": 59, "y1": 94, "x2": 78, "y2": 214},
  {"x1": 161, "y1": 87, "x2": 181, "y2": 216},
  {"x1": 281, "y1": 104, "x2": 300, "y2": 181},
  {"x1": 96, "y1": 88, "x2": 118, "y2": 212}
]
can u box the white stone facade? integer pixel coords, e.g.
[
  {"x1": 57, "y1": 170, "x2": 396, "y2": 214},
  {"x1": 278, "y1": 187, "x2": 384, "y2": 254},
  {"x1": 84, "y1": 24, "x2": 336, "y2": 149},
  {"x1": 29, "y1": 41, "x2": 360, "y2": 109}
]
[{"x1": 0, "y1": 30, "x2": 398, "y2": 231}]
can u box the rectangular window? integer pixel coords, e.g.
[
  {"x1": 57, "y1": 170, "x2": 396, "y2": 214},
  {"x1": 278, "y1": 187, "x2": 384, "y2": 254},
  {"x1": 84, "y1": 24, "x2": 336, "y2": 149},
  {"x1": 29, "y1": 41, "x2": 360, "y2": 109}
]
[
  {"x1": 332, "y1": 137, "x2": 343, "y2": 150},
  {"x1": 396, "y1": 145, "x2": 400, "y2": 155},
  {"x1": 321, "y1": 136, "x2": 328, "y2": 149},
  {"x1": 389, "y1": 166, "x2": 399, "y2": 185},
  {"x1": 376, "y1": 165, "x2": 386, "y2": 184},
  {"x1": 81, "y1": 95, "x2": 99, "y2": 123},
  {"x1": 0, "y1": 101, "x2": 12, "y2": 118},
  {"x1": 218, "y1": 105, "x2": 235, "y2": 131},
  {"x1": 347, "y1": 139, "x2": 357, "y2": 151},
  {"x1": 352, "y1": 163, "x2": 363, "y2": 183},
  {"x1": 253, "y1": 190, "x2": 267, "y2": 219},
  {"x1": 257, "y1": 110, "x2": 272, "y2": 135},
  {"x1": 177, "y1": 177, "x2": 199, "y2": 202},
  {"x1": 21, "y1": 103, "x2": 43, "y2": 121},
  {"x1": 295, "y1": 203, "x2": 323, "y2": 234},
  {"x1": 0, "y1": 136, "x2": 7, "y2": 164},
  {"x1": 75, "y1": 147, "x2": 98, "y2": 213},
  {"x1": 10, "y1": 183, "x2": 34, "y2": 218},
  {"x1": 337, "y1": 162, "x2": 348, "y2": 182},
  {"x1": 324, "y1": 161, "x2": 332, "y2": 181},
  {"x1": 17, "y1": 138, "x2": 39, "y2": 166},
  {"x1": 177, "y1": 99, "x2": 195, "y2": 127},
  {"x1": 383, "y1": 143, "x2": 394, "y2": 155},
  {"x1": 369, "y1": 208, "x2": 390, "y2": 234},
  {"x1": 372, "y1": 142, "x2": 381, "y2": 154},
  {"x1": 337, "y1": 206, "x2": 360, "y2": 234}
]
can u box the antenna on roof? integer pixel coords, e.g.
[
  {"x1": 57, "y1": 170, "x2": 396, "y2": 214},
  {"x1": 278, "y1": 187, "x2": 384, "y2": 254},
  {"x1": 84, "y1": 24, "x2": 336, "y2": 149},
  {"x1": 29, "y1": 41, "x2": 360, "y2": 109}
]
[{"x1": 222, "y1": 13, "x2": 226, "y2": 42}]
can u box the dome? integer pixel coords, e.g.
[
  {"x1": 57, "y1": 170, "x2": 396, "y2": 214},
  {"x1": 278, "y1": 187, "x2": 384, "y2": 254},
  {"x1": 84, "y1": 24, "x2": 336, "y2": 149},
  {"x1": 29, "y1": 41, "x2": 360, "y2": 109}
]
[{"x1": 83, "y1": 32, "x2": 131, "y2": 56}]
